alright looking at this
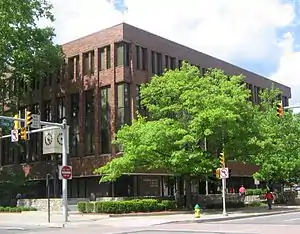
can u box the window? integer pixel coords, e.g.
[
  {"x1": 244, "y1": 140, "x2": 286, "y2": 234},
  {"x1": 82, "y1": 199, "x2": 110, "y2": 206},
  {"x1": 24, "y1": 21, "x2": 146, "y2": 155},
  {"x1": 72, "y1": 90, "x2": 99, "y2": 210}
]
[
  {"x1": 178, "y1": 60, "x2": 183, "y2": 69},
  {"x1": 68, "y1": 57, "x2": 75, "y2": 79},
  {"x1": 31, "y1": 103, "x2": 40, "y2": 161},
  {"x1": 135, "y1": 85, "x2": 146, "y2": 116},
  {"x1": 43, "y1": 100, "x2": 52, "y2": 122},
  {"x1": 100, "y1": 87, "x2": 111, "y2": 154},
  {"x1": 56, "y1": 97, "x2": 65, "y2": 122},
  {"x1": 170, "y1": 57, "x2": 176, "y2": 70},
  {"x1": 70, "y1": 93, "x2": 79, "y2": 157},
  {"x1": 99, "y1": 47, "x2": 105, "y2": 71},
  {"x1": 136, "y1": 45, "x2": 140, "y2": 70},
  {"x1": 282, "y1": 96, "x2": 288, "y2": 107},
  {"x1": 165, "y1": 55, "x2": 169, "y2": 69},
  {"x1": 117, "y1": 83, "x2": 131, "y2": 130},
  {"x1": 82, "y1": 52, "x2": 89, "y2": 75},
  {"x1": 106, "y1": 46, "x2": 111, "y2": 69},
  {"x1": 246, "y1": 83, "x2": 253, "y2": 102},
  {"x1": 75, "y1": 55, "x2": 80, "y2": 78},
  {"x1": 151, "y1": 51, "x2": 155, "y2": 74},
  {"x1": 156, "y1": 53, "x2": 162, "y2": 75},
  {"x1": 116, "y1": 42, "x2": 130, "y2": 66},
  {"x1": 85, "y1": 90, "x2": 95, "y2": 155},
  {"x1": 90, "y1": 51, "x2": 94, "y2": 74},
  {"x1": 141, "y1": 47, "x2": 147, "y2": 70}
]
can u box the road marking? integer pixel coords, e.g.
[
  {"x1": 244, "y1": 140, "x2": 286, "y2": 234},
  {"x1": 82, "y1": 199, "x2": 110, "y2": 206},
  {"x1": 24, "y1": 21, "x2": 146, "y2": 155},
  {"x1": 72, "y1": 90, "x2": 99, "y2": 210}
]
[
  {"x1": 216, "y1": 210, "x2": 300, "y2": 223},
  {"x1": 284, "y1": 217, "x2": 300, "y2": 222}
]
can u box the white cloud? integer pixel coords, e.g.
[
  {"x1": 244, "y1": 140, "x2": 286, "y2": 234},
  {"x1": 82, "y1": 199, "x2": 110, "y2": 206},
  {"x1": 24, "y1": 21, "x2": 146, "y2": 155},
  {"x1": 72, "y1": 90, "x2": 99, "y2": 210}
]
[
  {"x1": 270, "y1": 32, "x2": 300, "y2": 107},
  {"x1": 47, "y1": 0, "x2": 298, "y2": 105}
]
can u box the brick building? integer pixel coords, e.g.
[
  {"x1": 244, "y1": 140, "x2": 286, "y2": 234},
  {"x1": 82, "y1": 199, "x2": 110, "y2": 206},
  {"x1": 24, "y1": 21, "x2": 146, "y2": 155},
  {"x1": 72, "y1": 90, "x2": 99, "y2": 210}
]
[{"x1": 0, "y1": 23, "x2": 291, "y2": 198}]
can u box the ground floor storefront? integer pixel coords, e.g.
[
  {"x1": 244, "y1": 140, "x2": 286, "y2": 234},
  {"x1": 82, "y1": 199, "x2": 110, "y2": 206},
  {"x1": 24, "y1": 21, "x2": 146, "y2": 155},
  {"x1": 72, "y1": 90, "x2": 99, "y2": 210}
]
[{"x1": 24, "y1": 174, "x2": 260, "y2": 199}]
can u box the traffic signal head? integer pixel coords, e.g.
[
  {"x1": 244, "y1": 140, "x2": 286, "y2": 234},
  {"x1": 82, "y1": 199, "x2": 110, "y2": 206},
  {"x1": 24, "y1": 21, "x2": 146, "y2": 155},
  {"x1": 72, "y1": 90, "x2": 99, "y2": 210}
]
[
  {"x1": 216, "y1": 168, "x2": 220, "y2": 179},
  {"x1": 13, "y1": 114, "x2": 20, "y2": 130},
  {"x1": 19, "y1": 127, "x2": 27, "y2": 140},
  {"x1": 25, "y1": 111, "x2": 32, "y2": 127},
  {"x1": 276, "y1": 102, "x2": 284, "y2": 117},
  {"x1": 219, "y1": 152, "x2": 225, "y2": 168}
]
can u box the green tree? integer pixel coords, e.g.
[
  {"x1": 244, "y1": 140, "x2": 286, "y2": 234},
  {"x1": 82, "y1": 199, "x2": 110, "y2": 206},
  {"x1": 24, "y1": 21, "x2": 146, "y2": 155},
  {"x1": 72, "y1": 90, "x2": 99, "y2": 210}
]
[
  {"x1": 0, "y1": 0, "x2": 63, "y2": 113},
  {"x1": 252, "y1": 89, "x2": 300, "y2": 183},
  {"x1": 95, "y1": 63, "x2": 258, "y2": 205}
]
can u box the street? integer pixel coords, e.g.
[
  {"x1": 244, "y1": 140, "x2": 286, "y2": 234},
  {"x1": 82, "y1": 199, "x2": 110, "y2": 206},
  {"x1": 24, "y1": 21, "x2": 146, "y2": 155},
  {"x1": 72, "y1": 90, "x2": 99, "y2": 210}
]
[{"x1": 0, "y1": 211, "x2": 299, "y2": 234}]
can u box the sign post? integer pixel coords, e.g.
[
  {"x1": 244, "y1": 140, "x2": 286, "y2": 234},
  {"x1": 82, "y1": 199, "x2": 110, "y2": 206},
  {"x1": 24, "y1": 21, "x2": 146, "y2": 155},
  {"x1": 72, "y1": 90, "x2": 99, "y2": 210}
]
[
  {"x1": 220, "y1": 167, "x2": 229, "y2": 216},
  {"x1": 0, "y1": 114, "x2": 69, "y2": 223}
]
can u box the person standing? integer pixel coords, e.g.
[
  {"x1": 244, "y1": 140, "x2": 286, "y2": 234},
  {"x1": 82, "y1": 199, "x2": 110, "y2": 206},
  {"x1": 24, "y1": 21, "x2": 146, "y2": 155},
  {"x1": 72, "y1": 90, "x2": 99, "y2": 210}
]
[{"x1": 265, "y1": 190, "x2": 274, "y2": 210}]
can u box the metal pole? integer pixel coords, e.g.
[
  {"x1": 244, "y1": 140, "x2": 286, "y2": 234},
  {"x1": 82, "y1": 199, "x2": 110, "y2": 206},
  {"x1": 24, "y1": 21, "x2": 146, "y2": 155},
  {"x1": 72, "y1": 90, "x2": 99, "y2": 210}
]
[
  {"x1": 62, "y1": 119, "x2": 68, "y2": 222},
  {"x1": 222, "y1": 177, "x2": 227, "y2": 216},
  {"x1": 46, "y1": 174, "x2": 51, "y2": 223},
  {"x1": 1, "y1": 126, "x2": 60, "y2": 139},
  {"x1": 204, "y1": 137, "x2": 209, "y2": 195}
]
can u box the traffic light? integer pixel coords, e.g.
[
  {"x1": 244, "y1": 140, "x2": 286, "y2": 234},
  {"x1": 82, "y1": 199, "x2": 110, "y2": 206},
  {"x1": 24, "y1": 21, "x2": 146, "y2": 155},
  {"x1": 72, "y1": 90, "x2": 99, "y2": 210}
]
[
  {"x1": 216, "y1": 168, "x2": 220, "y2": 179},
  {"x1": 276, "y1": 102, "x2": 284, "y2": 117},
  {"x1": 25, "y1": 111, "x2": 32, "y2": 127},
  {"x1": 19, "y1": 127, "x2": 27, "y2": 140},
  {"x1": 219, "y1": 152, "x2": 225, "y2": 168},
  {"x1": 13, "y1": 114, "x2": 20, "y2": 130}
]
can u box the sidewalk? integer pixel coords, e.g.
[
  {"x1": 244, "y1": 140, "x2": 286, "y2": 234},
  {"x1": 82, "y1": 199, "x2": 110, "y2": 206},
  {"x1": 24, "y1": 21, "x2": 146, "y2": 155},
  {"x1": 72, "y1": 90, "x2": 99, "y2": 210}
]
[{"x1": 0, "y1": 205, "x2": 298, "y2": 228}]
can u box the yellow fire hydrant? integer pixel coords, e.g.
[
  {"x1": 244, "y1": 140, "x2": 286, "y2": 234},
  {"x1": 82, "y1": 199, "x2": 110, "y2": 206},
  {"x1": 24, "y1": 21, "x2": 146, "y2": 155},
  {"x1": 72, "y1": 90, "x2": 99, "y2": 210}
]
[{"x1": 194, "y1": 204, "x2": 201, "y2": 218}]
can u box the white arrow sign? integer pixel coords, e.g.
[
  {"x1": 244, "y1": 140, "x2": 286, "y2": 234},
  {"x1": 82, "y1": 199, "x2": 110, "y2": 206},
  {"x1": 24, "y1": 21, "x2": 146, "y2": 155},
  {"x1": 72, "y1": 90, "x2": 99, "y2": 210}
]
[
  {"x1": 11, "y1": 129, "x2": 19, "y2": 142},
  {"x1": 220, "y1": 167, "x2": 229, "y2": 179}
]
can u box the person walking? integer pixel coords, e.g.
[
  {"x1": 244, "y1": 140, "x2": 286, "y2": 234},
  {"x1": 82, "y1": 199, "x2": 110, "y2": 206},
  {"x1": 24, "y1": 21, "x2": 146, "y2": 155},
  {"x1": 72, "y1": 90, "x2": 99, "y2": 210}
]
[{"x1": 265, "y1": 190, "x2": 274, "y2": 210}]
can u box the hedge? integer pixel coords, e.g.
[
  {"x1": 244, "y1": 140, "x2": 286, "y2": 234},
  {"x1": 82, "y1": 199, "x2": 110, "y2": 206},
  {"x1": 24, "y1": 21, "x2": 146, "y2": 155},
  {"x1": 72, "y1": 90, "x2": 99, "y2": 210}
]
[
  {"x1": 246, "y1": 189, "x2": 267, "y2": 196},
  {"x1": 77, "y1": 199, "x2": 177, "y2": 214},
  {"x1": 0, "y1": 206, "x2": 37, "y2": 212}
]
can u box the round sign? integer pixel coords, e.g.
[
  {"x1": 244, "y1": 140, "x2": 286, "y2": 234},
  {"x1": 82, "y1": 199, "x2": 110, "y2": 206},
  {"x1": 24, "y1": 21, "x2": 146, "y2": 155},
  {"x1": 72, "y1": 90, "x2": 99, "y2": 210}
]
[{"x1": 61, "y1": 166, "x2": 72, "y2": 179}]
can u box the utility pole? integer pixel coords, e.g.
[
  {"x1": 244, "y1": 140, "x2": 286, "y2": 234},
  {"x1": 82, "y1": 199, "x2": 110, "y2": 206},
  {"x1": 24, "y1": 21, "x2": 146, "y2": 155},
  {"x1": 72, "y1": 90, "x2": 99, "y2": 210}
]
[{"x1": 204, "y1": 137, "x2": 209, "y2": 195}]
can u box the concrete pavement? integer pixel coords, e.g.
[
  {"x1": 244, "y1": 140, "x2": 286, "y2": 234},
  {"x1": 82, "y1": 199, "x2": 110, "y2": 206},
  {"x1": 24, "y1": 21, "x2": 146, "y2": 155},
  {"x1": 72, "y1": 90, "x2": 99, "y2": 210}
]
[
  {"x1": 0, "y1": 206, "x2": 299, "y2": 233},
  {"x1": 1, "y1": 212, "x2": 300, "y2": 234},
  {"x1": 153, "y1": 211, "x2": 300, "y2": 234}
]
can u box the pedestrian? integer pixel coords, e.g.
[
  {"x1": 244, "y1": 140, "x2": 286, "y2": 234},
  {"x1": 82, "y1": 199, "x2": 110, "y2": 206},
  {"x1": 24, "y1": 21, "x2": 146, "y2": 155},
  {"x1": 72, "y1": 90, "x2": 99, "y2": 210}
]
[
  {"x1": 239, "y1": 185, "x2": 246, "y2": 201},
  {"x1": 265, "y1": 190, "x2": 274, "y2": 210}
]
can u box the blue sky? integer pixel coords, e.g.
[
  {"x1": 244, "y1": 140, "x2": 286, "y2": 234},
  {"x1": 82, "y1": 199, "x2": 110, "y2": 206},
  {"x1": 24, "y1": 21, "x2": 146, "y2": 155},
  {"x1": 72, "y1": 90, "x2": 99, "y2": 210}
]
[{"x1": 48, "y1": 0, "x2": 300, "y2": 108}]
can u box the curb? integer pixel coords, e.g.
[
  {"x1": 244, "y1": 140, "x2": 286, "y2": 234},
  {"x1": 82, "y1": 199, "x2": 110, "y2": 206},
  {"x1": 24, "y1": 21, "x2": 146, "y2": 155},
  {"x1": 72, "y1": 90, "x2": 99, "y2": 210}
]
[
  {"x1": 0, "y1": 222, "x2": 65, "y2": 228},
  {"x1": 161, "y1": 209, "x2": 300, "y2": 225},
  {"x1": 109, "y1": 211, "x2": 192, "y2": 218}
]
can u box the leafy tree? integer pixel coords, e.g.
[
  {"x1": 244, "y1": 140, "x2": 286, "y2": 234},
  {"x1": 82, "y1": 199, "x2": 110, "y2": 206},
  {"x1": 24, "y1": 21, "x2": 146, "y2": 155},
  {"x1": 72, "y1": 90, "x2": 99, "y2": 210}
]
[
  {"x1": 95, "y1": 63, "x2": 258, "y2": 205},
  {"x1": 0, "y1": 0, "x2": 64, "y2": 113},
  {"x1": 252, "y1": 89, "x2": 300, "y2": 183}
]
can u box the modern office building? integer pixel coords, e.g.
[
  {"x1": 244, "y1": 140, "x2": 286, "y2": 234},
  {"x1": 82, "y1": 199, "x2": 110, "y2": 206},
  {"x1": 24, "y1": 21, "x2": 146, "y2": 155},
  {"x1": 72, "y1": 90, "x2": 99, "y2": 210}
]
[{"x1": 0, "y1": 23, "x2": 291, "y2": 198}]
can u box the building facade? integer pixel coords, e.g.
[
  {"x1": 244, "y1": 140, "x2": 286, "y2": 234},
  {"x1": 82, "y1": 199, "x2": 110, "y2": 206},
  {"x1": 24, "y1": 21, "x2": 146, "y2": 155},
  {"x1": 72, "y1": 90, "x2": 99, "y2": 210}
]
[{"x1": 0, "y1": 23, "x2": 291, "y2": 199}]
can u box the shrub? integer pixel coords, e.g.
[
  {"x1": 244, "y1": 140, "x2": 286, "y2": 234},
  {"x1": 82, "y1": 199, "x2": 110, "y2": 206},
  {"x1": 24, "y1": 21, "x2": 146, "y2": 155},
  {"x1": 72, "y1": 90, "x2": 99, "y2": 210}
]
[
  {"x1": 274, "y1": 191, "x2": 297, "y2": 204},
  {"x1": 246, "y1": 189, "x2": 267, "y2": 196},
  {"x1": 77, "y1": 201, "x2": 87, "y2": 213},
  {"x1": 86, "y1": 202, "x2": 94, "y2": 213},
  {"x1": 80, "y1": 199, "x2": 178, "y2": 214},
  {"x1": 161, "y1": 200, "x2": 177, "y2": 210},
  {"x1": 247, "y1": 201, "x2": 264, "y2": 207},
  {"x1": 20, "y1": 206, "x2": 37, "y2": 211}
]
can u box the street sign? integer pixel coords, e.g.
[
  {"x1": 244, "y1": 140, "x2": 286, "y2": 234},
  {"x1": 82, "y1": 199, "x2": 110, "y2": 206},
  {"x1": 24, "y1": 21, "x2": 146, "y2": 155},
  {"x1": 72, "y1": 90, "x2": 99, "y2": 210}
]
[
  {"x1": 31, "y1": 114, "x2": 41, "y2": 129},
  {"x1": 59, "y1": 165, "x2": 72, "y2": 180},
  {"x1": 254, "y1": 179, "x2": 260, "y2": 185},
  {"x1": 220, "y1": 167, "x2": 229, "y2": 179},
  {"x1": 43, "y1": 127, "x2": 69, "y2": 154},
  {"x1": 11, "y1": 129, "x2": 19, "y2": 142},
  {"x1": 0, "y1": 119, "x2": 13, "y2": 127}
]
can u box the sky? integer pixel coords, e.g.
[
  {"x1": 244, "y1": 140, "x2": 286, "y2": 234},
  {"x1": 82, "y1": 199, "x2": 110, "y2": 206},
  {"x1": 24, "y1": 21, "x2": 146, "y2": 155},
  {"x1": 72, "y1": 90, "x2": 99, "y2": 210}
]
[{"x1": 46, "y1": 0, "x2": 300, "y2": 108}]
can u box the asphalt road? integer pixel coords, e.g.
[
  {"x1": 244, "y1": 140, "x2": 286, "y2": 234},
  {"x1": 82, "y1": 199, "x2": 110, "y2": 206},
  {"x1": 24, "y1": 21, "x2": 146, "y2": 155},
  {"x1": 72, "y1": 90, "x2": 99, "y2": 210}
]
[{"x1": 1, "y1": 212, "x2": 300, "y2": 234}]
